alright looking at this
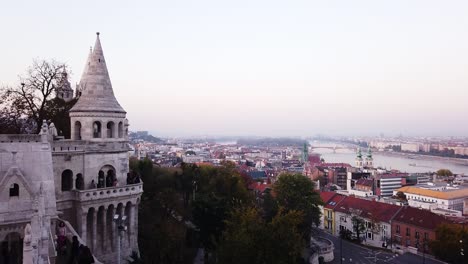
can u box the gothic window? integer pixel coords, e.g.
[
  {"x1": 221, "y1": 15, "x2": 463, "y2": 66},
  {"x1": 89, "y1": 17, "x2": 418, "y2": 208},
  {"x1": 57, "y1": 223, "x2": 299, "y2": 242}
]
[
  {"x1": 93, "y1": 121, "x2": 102, "y2": 138},
  {"x1": 9, "y1": 183, "x2": 19, "y2": 197},
  {"x1": 61, "y1": 170, "x2": 73, "y2": 191},
  {"x1": 107, "y1": 121, "x2": 115, "y2": 138},
  {"x1": 118, "y1": 122, "x2": 123, "y2": 138},
  {"x1": 75, "y1": 173, "x2": 84, "y2": 190},
  {"x1": 74, "y1": 121, "x2": 82, "y2": 140}
]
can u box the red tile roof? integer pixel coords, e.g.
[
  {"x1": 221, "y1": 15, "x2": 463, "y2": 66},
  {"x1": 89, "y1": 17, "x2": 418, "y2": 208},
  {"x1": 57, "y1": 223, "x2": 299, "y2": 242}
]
[
  {"x1": 319, "y1": 163, "x2": 352, "y2": 168},
  {"x1": 249, "y1": 182, "x2": 272, "y2": 193},
  {"x1": 356, "y1": 178, "x2": 374, "y2": 187},
  {"x1": 320, "y1": 191, "x2": 337, "y2": 204},
  {"x1": 393, "y1": 206, "x2": 449, "y2": 230},
  {"x1": 324, "y1": 193, "x2": 346, "y2": 210},
  {"x1": 334, "y1": 196, "x2": 401, "y2": 223}
]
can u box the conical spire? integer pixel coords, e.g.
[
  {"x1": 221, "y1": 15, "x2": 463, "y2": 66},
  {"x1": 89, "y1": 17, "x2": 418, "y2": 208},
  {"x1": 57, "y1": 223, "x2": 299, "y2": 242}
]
[
  {"x1": 356, "y1": 147, "x2": 362, "y2": 159},
  {"x1": 367, "y1": 146, "x2": 372, "y2": 158},
  {"x1": 70, "y1": 32, "x2": 126, "y2": 113}
]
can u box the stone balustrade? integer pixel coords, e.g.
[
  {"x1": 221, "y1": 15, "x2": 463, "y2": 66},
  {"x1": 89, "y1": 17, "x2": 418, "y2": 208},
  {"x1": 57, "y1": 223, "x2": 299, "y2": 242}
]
[
  {"x1": 310, "y1": 237, "x2": 334, "y2": 262},
  {"x1": 74, "y1": 183, "x2": 143, "y2": 202},
  {"x1": 51, "y1": 139, "x2": 130, "y2": 153},
  {"x1": 0, "y1": 134, "x2": 41, "y2": 142}
]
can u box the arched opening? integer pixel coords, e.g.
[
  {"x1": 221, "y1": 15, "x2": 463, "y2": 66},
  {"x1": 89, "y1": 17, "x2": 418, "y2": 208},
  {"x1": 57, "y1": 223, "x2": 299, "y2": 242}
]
[
  {"x1": 86, "y1": 208, "x2": 94, "y2": 248},
  {"x1": 107, "y1": 204, "x2": 115, "y2": 252},
  {"x1": 106, "y1": 121, "x2": 115, "y2": 138},
  {"x1": 93, "y1": 121, "x2": 102, "y2": 138},
  {"x1": 75, "y1": 173, "x2": 84, "y2": 190},
  {"x1": 100, "y1": 165, "x2": 116, "y2": 187},
  {"x1": 9, "y1": 183, "x2": 19, "y2": 197},
  {"x1": 106, "y1": 170, "x2": 116, "y2": 187},
  {"x1": 97, "y1": 206, "x2": 105, "y2": 253},
  {"x1": 74, "y1": 121, "x2": 82, "y2": 140},
  {"x1": 1, "y1": 232, "x2": 23, "y2": 264},
  {"x1": 61, "y1": 170, "x2": 73, "y2": 191},
  {"x1": 118, "y1": 122, "x2": 123, "y2": 138},
  {"x1": 125, "y1": 201, "x2": 132, "y2": 245},
  {"x1": 97, "y1": 170, "x2": 105, "y2": 188}
]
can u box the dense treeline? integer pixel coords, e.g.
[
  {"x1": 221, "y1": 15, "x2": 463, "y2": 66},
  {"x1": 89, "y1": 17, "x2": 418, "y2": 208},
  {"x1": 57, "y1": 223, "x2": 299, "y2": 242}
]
[{"x1": 132, "y1": 158, "x2": 323, "y2": 264}]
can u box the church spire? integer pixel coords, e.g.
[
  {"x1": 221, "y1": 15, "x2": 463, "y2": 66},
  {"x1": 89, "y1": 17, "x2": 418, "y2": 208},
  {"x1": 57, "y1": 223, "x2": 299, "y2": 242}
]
[{"x1": 70, "y1": 32, "x2": 125, "y2": 113}]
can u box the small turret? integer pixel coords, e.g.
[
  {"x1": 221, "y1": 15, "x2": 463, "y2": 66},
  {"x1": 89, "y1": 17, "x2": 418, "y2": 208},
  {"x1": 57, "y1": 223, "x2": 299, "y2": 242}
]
[{"x1": 56, "y1": 71, "x2": 74, "y2": 102}]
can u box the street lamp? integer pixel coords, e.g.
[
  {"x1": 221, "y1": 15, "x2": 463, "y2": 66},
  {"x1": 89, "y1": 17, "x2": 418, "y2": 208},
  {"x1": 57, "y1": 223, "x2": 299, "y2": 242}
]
[
  {"x1": 114, "y1": 213, "x2": 128, "y2": 264},
  {"x1": 339, "y1": 217, "x2": 344, "y2": 264}
]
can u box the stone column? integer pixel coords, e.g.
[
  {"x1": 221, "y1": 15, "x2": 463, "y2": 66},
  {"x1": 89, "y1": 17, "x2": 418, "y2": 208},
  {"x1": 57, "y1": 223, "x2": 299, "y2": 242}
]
[
  {"x1": 128, "y1": 203, "x2": 135, "y2": 247},
  {"x1": 134, "y1": 202, "x2": 139, "y2": 250},
  {"x1": 77, "y1": 208, "x2": 87, "y2": 244},
  {"x1": 92, "y1": 208, "x2": 97, "y2": 252},
  {"x1": 110, "y1": 206, "x2": 116, "y2": 252},
  {"x1": 102, "y1": 207, "x2": 107, "y2": 253}
]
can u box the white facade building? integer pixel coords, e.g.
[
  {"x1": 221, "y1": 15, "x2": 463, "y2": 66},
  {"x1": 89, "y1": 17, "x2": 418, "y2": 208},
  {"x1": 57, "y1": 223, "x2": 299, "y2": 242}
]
[
  {"x1": 394, "y1": 185, "x2": 468, "y2": 212},
  {"x1": 379, "y1": 176, "x2": 402, "y2": 197}
]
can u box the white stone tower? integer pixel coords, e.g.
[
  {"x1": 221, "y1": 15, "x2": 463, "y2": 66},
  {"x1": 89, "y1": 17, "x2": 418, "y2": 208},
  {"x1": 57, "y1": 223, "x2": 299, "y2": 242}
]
[
  {"x1": 70, "y1": 32, "x2": 128, "y2": 141},
  {"x1": 51, "y1": 33, "x2": 142, "y2": 263}
]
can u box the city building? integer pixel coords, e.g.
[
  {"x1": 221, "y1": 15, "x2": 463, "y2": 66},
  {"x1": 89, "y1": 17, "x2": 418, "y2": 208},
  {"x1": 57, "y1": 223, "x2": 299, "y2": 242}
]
[
  {"x1": 394, "y1": 184, "x2": 468, "y2": 212},
  {"x1": 334, "y1": 196, "x2": 401, "y2": 248},
  {"x1": 0, "y1": 33, "x2": 143, "y2": 263},
  {"x1": 391, "y1": 206, "x2": 448, "y2": 255},
  {"x1": 376, "y1": 174, "x2": 405, "y2": 197},
  {"x1": 320, "y1": 192, "x2": 346, "y2": 235}
]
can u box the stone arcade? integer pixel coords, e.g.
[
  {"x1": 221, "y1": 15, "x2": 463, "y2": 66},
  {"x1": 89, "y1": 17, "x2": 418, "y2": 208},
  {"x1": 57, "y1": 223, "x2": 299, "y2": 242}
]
[{"x1": 0, "y1": 33, "x2": 142, "y2": 264}]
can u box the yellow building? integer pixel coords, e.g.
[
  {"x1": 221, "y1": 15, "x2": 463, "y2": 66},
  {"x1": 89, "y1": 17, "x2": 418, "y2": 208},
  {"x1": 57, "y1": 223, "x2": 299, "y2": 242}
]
[{"x1": 320, "y1": 192, "x2": 346, "y2": 235}]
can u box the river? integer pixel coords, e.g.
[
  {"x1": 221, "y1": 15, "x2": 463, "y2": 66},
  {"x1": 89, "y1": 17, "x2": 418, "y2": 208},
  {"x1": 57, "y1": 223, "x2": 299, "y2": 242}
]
[{"x1": 310, "y1": 143, "x2": 468, "y2": 175}]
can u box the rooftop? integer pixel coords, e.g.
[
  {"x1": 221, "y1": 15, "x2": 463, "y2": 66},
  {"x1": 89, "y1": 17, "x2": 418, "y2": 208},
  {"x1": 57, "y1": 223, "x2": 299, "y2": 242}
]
[
  {"x1": 334, "y1": 196, "x2": 401, "y2": 222},
  {"x1": 393, "y1": 206, "x2": 448, "y2": 230},
  {"x1": 70, "y1": 33, "x2": 126, "y2": 114},
  {"x1": 396, "y1": 186, "x2": 468, "y2": 200}
]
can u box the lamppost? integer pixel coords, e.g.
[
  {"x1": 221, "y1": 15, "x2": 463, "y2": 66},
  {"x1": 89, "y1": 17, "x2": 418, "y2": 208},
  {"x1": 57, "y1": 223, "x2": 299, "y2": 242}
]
[
  {"x1": 340, "y1": 216, "x2": 344, "y2": 264},
  {"x1": 460, "y1": 220, "x2": 466, "y2": 262},
  {"x1": 114, "y1": 213, "x2": 128, "y2": 264}
]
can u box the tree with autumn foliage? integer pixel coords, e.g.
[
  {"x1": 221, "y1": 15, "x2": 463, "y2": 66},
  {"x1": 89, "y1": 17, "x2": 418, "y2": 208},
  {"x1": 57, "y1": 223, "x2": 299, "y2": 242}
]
[
  {"x1": 0, "y1": 59, "x2": 73, "y2": 134},
  {"x1": 217, "y1": 207, "x2": 304, "y2": 264},
  {"x1": 273, "y1": 173, "x2": 323, "y2": 241},
  {"x1": 430, "y1": 223, "x2": 468, "y2": 263}
]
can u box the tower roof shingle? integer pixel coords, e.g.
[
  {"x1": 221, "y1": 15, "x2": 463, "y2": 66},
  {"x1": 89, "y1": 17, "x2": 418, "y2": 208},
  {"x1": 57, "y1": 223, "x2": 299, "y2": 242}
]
[{"x1": 70, "y1": 33, "x2": 126, "y2": 114}]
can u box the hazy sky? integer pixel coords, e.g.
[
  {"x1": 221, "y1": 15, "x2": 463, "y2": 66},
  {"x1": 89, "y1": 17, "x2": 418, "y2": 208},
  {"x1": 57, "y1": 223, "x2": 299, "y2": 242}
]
[{"x1": 2, "y1": 0, "x2": 468, "y2": 137}]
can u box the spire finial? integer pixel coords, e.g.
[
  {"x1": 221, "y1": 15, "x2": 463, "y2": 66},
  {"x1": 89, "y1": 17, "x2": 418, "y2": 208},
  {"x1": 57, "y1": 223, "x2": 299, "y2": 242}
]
[{"x1": 96, "y1": 32, "x2": 100, "y2": 36}]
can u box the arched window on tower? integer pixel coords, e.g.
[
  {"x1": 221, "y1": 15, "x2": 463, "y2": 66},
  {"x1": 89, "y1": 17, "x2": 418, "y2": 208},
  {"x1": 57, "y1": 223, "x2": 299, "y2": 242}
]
[
  {"x1": 61, "y1": 170, "x2": 73, "y2": 191},
  {"x1": 93, "y1": 121, "x2": 102, "y2": 138},
  {"x1": 74, "y1": 121, "x2": 82, "y2": 140},
  {"x1": 118, "y1": 122, "x2": 123, "y2": 138},
  {"x1": 107, "y1": 122, "x2": 115, "y2": 138},
  {"x1": 75, "y1": 173, "x2": 84, "y2": 190},
  {"x1": 9, "y1": 183, "x2": 19, "y2": 197}
]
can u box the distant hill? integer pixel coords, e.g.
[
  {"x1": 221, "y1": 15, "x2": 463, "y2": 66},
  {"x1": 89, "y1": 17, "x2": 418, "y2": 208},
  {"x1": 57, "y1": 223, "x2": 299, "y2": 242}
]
[{"x1": 129, "y1": 131, "x2": 163, "y2": 143}]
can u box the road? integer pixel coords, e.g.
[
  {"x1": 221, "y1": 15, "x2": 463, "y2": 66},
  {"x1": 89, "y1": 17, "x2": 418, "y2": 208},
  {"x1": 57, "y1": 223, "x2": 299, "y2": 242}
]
[{"x1": 314, "y1": 228, "x2": 446, "y2": 264}]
